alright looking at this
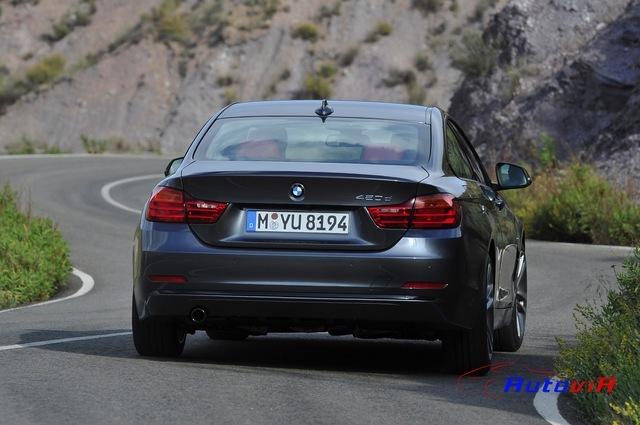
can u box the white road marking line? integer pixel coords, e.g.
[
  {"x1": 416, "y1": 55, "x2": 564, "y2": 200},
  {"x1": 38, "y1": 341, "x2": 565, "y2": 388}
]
[
  {"x1": 533, "y1": 376, "x2": 571, "y2": 425},
  {"x1": 100, "y1": 174, "x2": 161, "y2": 214},
  {"x1": 0, "y1": 332, "x2": 132, "y2": 352},
  {"x1": 0, "y1": 267, "x2": 95, "y2": 314}
]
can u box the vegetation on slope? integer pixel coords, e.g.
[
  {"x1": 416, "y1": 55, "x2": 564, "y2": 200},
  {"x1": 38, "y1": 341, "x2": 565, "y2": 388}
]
[
  {"x1": 0, "y1": 185, "x2": 71, "y2": 309},
  {"x1": 556, "y1": 248, "x2": 640, "y2": 424}
]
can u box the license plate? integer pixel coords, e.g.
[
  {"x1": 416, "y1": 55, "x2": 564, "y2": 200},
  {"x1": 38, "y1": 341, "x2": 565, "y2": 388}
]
[{"x1": 246, "y1": 211, "x2": 349, "y2": 234}]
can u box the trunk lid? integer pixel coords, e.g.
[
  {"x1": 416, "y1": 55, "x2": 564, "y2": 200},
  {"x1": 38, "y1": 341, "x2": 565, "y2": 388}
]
[{"x1": 181, "y1": 161, "x2": 428, "y2": 251}]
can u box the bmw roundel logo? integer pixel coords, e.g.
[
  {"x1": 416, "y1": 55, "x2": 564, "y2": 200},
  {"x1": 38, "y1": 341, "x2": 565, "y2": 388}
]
[{"x1": 290, "y1": 183, "x2": 304, "y2": 200}]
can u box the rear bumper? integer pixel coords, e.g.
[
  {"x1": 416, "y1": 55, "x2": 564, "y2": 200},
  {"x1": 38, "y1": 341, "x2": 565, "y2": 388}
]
[
  {"x1": 145, "y1": 291, "x2": 464, "y2": 330},
  {"x1": 133, "y1": 221, "x2": 487, "y2": 332}
]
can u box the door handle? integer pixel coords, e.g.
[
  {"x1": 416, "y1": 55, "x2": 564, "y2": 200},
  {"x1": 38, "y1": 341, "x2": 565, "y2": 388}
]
[{"x1": 494, "y1": 196, "x2": 505, "y2": 210}]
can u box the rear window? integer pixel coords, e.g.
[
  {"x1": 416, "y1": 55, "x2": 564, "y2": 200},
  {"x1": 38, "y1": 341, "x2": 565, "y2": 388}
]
[{"x1": 193, "y1": 117, "x2": 429, "y2": 164}]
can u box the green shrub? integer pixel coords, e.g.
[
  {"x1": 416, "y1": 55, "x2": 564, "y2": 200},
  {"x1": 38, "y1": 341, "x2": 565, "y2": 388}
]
[
  {"x1": 280, "y1": 68, "x2": 291, "y2": 80},
  {"x1": 81, "y1": 134, "x2": 143, "y2": 154},
  {"x1": 339, "y1": 46, "x2": 359, "y2": 67},
  {"x1": 383, "y1": 69, "x2": 416, "y2": 87},
  {"x1": 42, "y1": 0, "x2": 97, "y2": 42},
  {"x1": 189, "y1": 0, "x2": 224, "y2": 36},
  {"x1": 292, "y1": 22, "x2": 319, "y2": 41},
  {"x1": 469, "y1": 0, "x2": 498, "y2": 23},
  {"x1": 505, "y1": 163, "x2": 640, "y2": 246},
  {"x1": 216, "y1": 74, "x2": 234, "y2": 86},
  {"x1": 5, "y1": 136, "x2": 37, "y2": 154},
  {"x1": 0, "y1": 185, "x2": 71, "y2": 309},
  {"x1": 415, "y1": 53, "x2": 432, "y2": 72},
  {"x1": 301, "y1": 73, "x2": 331, "y2": 99},
  {"x1": 538, "y1": 132, "x2": 557, "y2": 169},
  {"x1": 450, "y1": 29, "x2": 496, "y2": 78},
  {"x1": 318, "y1": 62, "x2": 337, "y2": 78},
  {"x1": 407, "y1": 81, "x2": 426, "y2": 105},
  {"x1": 365, "y1": 21, "x2": 392, "y2": 43},
  {"x1": 154, "y1": 0, "x2": 189, "y2": 43},
  {"x1": 556, "y1": 248, "x2": 640, "y2": 424},
  {"x1": 316, "y1": 2, "x2": 341, "y2": 21},
  {"x1": 412, "y1": 0, "x2": 443, "y2": 15},
  {"x1": 223, "y1": 88, "x2": 238, "y2": 105},
  {"x1": 81, "y1": 134, "x2": 107, "y2": 153},
  {"x1": 25, "y1": 54, "x2": 66, "y2": 87}
]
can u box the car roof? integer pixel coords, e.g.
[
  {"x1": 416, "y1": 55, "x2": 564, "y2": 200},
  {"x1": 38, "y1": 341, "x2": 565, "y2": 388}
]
[{"x1": 219, "y1": 100, "x2": 434, "y2": 123}]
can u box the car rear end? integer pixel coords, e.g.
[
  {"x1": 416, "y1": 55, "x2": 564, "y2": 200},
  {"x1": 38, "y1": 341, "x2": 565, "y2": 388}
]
[{"x1": 133, "y1": 103, "x2": 478, "y2": 345}]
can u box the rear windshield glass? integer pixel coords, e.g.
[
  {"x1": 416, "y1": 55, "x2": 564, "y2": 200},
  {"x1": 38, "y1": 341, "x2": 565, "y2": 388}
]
[{"x1": 193, "y1": 117, "x2": 429, "y2": 165}]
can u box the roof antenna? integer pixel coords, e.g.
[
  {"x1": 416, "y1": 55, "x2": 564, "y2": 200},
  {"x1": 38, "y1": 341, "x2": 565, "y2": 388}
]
[{"x1": 315, "y1": 99, "x2": 333, "y2": 122}]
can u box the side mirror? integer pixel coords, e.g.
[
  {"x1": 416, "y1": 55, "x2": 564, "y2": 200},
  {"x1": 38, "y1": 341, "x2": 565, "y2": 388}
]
[
  {"x1": 164, "y1": 157, "x2": 184, "y2": 177},
  {"x1": 494, "y1": 162, "x2": 532, "y2": 190}
]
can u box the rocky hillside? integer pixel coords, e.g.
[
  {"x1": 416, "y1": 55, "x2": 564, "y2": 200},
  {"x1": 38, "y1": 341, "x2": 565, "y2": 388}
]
[
  {"x1": 1, "y1": 0, "x2": 638, "y2": 183},
  {"x1": 449, "y1": 0, "x2": 639, "y2": 185},
  {"x1": 0, "y1": 0, "x2": 503, "y2": 153}
]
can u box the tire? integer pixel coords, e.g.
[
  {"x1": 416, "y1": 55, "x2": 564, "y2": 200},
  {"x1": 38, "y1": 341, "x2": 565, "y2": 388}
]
[
  {"x1": 443, "y1": 255, "x2": 495, "y2": 376},
  {"x1": 206, "y1": 330, "x2": 249, "y2": 341},
  {"x1": 132, "y1": 297, "x2": 186, "y2": 357},
  {"x1": 494, "y1": 254, "x2": 527, "y2": 352}
]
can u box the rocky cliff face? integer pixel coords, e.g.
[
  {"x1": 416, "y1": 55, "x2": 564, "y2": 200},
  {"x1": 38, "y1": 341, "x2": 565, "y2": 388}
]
[
  {"x1": 449, "y1": 0, "x2": 639, "y2": 183},
  {"x1": 0, "y1": 0, "x2": 501, "y2": 153}
]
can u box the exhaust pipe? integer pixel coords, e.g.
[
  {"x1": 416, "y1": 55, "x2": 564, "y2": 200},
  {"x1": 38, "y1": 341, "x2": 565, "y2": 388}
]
[{"x1": 190, "y1": 307, "x2": 207, "y2": 324}]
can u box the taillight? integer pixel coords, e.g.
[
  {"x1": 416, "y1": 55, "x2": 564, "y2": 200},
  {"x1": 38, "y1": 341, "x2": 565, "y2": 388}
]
[
  {"x1": 367, "y1": 194, "x2": 460, "y2": 229},
  {"x1": 146, "y1": 186, "x2": 228, "y2": 223},
  {"x1": 146, "y1": 187, "x2": 185, "y2": 222}
]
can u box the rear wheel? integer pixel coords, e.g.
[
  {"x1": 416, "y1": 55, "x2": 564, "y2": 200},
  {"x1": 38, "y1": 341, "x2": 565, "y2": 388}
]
[
  {"x1": 443, "y1": 255, "x2": 494, "y2": 375},
  {"x1": 495, "y1": 253, "x2": 527, "y2": 352},
  {"x1": 206, "y1": 330, "x2": 249, "y2": 341},
  {"x1": 132, "y1": 297, "x2": 186, "y2": 357}
]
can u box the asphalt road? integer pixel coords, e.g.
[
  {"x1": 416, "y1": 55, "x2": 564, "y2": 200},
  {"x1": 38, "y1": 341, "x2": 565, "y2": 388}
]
[{"x1": 0, "y1": 156, "x2": 632, "y2": 425}]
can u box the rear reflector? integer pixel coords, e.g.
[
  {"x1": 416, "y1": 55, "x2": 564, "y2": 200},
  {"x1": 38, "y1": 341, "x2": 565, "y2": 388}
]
[
  {"x1": 367, "y1": 194, "x2": 460, "y2": 229},
  {"x1": 149, "y1": 274, "x2": 187, "y2": 284},
  {"x1": 146, "y1": 186, "x2": 228, "y2": 223},
  {"x1": 402, "y1": 282, "x2": 448, "y2": 290}
]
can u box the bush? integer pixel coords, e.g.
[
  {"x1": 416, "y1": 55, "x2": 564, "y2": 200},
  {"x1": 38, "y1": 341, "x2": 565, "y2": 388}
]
[
  {"x1": 505, "y1": 163, "x2": 640, "y2": 246},
  {"x1": 291, "y1": 22, "x2": 319, "y2": 41},
  {"x1": 450, "y1": 29, "x2": 496, "y2": 78},
  {"x1": 411, "y1": 0, "x2": 443, "y2": 15},
  {"x1": 407, "y1": 81, "x2": 426, "y2": 105},
  {"x1": 0, "y1": 185, "x2": 71, "y2": 309},
  {"x1": 318, "y1": 62, "x2": 337, "y2": 78},
  {"x1": 414, "y1": 54, "x2": 432, "y2": 72},
  {"x1": 383, "y1": 69, "x2": 416, "y2": 87},
  {"x1": 556, "y1": 248, "x2": 640, "y2": 424},
  {"x1": 216, "y1": 74, "x2": 234, "y2": 86},
  {"x1": 339, "y1": 46, "x2": 359, "y2": 67},
  {"x1": 24, "y1": 54, "x2": 66, "y2": 87},
  {"x1": 316, "y1": 2, "x2": 341, "y2": 21},
  {"x1": 301, "y1": 73, "x2": 331, "y2": 99},
  {"x1": 154, "y1": 0, "x2": 189, "y2": 43},
  {"x1": 42, "y1": 0, "x2": 97, "y2": 42},
  {"x1": 4, "y1": 135, "x2": 67, "y2": 154},
  {"x1": 223, "y1": 88, "x2": 238, "y2": 104},
  {"x1": 365, "y1": 21, "x2": 392, "y2": 43},
  {"x1": 81, "y1": 134, "x2": 147, "y2": 154}
]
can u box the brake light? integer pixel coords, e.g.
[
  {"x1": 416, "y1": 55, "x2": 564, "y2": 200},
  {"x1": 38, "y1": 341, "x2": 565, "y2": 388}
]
[
  {"x1": 367, "y1": 194, "x2": 460, "y2": 229},
  {"x1": 402, "y1": 281, "x2": 448, "y2": 290},
  {"x1": 149, "y1": 274, "x2": 187, "y2": 284},
  {"x1": 146, "y1": 186, "x2": 228, "y2": 223}
]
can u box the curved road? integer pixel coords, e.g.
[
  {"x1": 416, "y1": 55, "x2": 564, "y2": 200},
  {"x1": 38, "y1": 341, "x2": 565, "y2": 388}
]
[{"x1": 0, "y1": 156, "x2": 632, "y2": 425}]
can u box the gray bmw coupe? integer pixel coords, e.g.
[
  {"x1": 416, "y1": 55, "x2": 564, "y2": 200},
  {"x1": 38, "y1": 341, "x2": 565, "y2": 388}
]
[{"x1": 132, "y1": 100, "x2": 531, "y2": 374}]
